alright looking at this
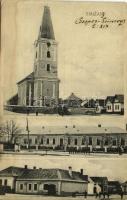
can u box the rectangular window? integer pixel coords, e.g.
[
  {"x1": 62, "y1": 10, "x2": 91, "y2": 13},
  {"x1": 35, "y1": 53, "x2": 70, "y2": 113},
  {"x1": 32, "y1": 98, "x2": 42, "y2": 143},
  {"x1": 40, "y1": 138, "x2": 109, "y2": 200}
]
[
  {"x1": 121, "y1": 138, "x2": 125, "y2": 146},
  {"x1": 68, "y1": 138, "x2": 71, "y2": 145},
  {"x1": 4, "y1": 179, "x2": 7, "y2": 186},
  {"x1": 29, "y1": 139, "x2": 32, "y2": 144},
  {"x1": 20, "y1": 184, "x2": 23, "y2": 190},
  {"x1": 34, "y1": 184, "x2": 37, "y2": 191},
  {"x1": 41, "y1": 138, "x2": 43, "y2": 144},
  {"x1": 88, "y1": 137, "x2": 92, "y2": 145},
  {"x1": 75, "y1": 138, "x2": 77, "y2": 145},
  {"x1": 53, "y1": 138, "x2": 55, "y2": 145},
  {"x1": 60, "y1": 138, "x2": 63, "y2": 146},
  {"x1": 0, "y1": 179, "x2": 2, "y2": 186},
  {"x1": 28, "y1": 184, "x2": 32, "y2": 191},
  {"x1": 97, "y1": 139, "x2": 101, "y2": 146},
  {"x1": 104, "y1": 139, "x2": 108, "y2": 146},
  {"x1": 35, "y1": 138, "x2": 38, "y2": 145},
  {"x1": 113, "y1": 140, "x2": 117, "y2": 146}
]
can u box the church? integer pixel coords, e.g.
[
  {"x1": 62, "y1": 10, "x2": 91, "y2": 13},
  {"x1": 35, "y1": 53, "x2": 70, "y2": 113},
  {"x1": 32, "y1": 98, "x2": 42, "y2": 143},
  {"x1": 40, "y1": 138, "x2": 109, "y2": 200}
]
[{"x1": 17, "y1": 6, "x2": 60, "y2": 107}]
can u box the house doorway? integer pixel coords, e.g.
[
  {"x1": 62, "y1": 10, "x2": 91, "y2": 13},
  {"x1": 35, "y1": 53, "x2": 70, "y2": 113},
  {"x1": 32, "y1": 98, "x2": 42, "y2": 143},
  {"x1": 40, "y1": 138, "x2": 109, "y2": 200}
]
[{"x1": 44, "y1": 184, "x2": 56, "y2": 196}]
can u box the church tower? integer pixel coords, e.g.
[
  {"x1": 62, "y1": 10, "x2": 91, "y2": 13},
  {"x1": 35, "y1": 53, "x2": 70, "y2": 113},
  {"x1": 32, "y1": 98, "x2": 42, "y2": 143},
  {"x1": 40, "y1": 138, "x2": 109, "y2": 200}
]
[{"x1": 33, "y1": 6, "x2": 59, "y2": 106}]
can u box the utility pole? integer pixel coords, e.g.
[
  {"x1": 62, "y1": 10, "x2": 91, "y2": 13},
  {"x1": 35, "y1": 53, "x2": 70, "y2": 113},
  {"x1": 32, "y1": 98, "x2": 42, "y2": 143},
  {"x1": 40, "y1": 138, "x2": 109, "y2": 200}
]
[{"x1": 26, "y1": 118, "x2": 30, "y2": 151}]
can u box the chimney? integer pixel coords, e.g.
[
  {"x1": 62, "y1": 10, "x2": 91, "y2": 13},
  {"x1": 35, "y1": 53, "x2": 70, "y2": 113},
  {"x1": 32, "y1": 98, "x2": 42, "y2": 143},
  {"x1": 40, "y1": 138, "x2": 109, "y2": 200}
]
[
  {"x1": 98, "y1": 124, "x2": 101, "y2": 127},
  {"x1": 80, "y1": 169, "x2": 83, "y2": 175},
  {"x1": 24, "y1": 165, "x2": 28, "y2": 169},
  {"x1": 68, "y1": 166, "x2": 72, "y2": 177},
  {"x1": 33, "y1": 166, "x2": 36, "y2": 170}
]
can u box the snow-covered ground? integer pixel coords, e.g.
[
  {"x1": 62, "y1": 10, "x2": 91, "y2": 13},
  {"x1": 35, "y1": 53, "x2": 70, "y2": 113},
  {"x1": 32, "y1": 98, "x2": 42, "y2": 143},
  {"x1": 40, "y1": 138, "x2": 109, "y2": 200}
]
[{"x1": 0, "y1": 194, "x2": 126, "y2": 200}]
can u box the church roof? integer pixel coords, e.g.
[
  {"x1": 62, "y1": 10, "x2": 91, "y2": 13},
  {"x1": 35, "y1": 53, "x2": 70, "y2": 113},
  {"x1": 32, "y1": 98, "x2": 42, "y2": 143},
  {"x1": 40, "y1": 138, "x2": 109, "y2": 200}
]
[
  {"x1": 38, "y1": 6, "x2": 55, "y2": 40},
  {"x1": 17, "y1": 72, "x2": 34, "y2": 84}
]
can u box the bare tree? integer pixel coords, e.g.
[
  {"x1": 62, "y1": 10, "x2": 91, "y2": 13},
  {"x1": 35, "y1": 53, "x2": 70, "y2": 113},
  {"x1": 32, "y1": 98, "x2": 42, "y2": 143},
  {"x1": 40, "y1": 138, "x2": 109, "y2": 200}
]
[{"x1": 1, "y1": 120, "x2": 22, "y2": 144}]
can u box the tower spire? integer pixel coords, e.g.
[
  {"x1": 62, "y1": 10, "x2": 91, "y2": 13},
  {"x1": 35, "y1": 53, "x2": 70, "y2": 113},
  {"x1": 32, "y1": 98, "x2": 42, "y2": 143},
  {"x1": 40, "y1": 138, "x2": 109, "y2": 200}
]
[{"x1": 39, "y1": 6, "x2": 55, "y2": 40}]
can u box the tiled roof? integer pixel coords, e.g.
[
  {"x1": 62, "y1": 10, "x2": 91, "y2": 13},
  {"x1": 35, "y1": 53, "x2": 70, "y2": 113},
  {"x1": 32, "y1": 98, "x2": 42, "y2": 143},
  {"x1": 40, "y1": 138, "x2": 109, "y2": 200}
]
[
  {"x1": 106, "y1": 94, "x2": 124, "y2": 104},
  {"x1": 17, "y1": 168, "x2": 87, "y2": 182},
  {"x1": 0, "y1": 166, "x2": 26, "y2": 177},
  {"x1": 21, "y1": 126, "x2": 127, "y2": 136},
  {"x1": 17, "y1": 72, "x2": 34, "y2": 84},
  {"x1": 114, "y1": 95, "x2": 124, "y2": 104},
  {"x1": 65, "y1": 93, "x2": 82, "y2": 101},
  {"x1": 18, "y1": 168, "x2": 58, "y2": 180}
]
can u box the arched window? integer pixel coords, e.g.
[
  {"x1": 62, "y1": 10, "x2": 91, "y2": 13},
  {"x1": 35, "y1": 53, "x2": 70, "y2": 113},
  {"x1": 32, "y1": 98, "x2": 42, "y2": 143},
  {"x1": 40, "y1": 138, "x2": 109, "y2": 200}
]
[
  {"x1": 47, "y1": 51, "x2": 51, "y2": 58},
  {"x1": 36, "y1": 52, "x2": 37, "y2": 58}
]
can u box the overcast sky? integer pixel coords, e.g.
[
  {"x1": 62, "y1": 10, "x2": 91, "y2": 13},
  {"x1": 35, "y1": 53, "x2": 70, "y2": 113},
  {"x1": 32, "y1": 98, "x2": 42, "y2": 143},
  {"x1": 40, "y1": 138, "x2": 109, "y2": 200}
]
[{"x1": 1, "y1": 0, "x2": 126, "y2": 102}]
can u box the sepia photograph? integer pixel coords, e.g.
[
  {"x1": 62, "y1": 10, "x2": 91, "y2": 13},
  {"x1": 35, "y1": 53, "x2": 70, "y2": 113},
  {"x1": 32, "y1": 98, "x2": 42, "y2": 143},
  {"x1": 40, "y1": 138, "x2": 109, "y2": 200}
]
[
  {"x1": 1, "y1": 0, "x2": 126, "y2": 116},
  {"x1": 1, "y1": 0, "x2": 127, "y2": 200}
]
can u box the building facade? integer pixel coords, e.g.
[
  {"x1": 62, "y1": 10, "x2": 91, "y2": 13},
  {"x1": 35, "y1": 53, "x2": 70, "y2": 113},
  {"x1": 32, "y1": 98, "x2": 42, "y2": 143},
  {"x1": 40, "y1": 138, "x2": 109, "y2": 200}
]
[
  {"x1": 0, "y1": 166, "x2": 88, "y2": 196},
  {"x1": 17, "y1": 6, "x2": 59, "y2": 107},
  {"x1": 106, "y1": 95, "x2": 124, "y2": 114},
  {"x1": 15, "y1": 126, "x2": 127, "y2": 152}
]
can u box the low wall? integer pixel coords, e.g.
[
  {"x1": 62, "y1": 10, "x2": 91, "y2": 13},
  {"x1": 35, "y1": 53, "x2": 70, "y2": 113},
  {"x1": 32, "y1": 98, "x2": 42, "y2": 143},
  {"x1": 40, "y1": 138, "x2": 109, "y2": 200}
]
[{"x1": 4, "y1": 105, "x2": 58, "y2": 114}]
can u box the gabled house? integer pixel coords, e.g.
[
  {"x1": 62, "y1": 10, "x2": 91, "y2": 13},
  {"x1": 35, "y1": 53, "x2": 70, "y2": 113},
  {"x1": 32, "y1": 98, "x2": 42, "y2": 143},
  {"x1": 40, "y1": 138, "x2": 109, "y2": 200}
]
[
  {"x1": 88, "y1": 177, "x2": 102, "y2": 195},
  {"x1": 105, "y1": 94, "x2": 124, "y2": 114},
  {"x1": 0, "y1": 166, "x2": 88, "y2": 196},
  {"x1": 113, "y1": 95, "x2": 124, "y2": 114},
  {"x1": 0, "y1": 166, "x2": 27, "y2": 193},
  {"x1": 89, "y1": 177, "x2": 108, "y2": 194},
  {"x1": 107, "y1": 181, "x2": 122, "y2": 194},
  {"x1": 64, "y1": 93, "x2": 82, "y2": 107}
]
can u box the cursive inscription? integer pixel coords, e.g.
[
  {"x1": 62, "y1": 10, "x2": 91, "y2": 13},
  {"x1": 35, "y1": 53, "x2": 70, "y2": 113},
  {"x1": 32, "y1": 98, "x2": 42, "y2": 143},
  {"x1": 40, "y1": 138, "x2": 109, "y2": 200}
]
[{"x1": 75, "y1": 12, "x2": 126, "y2": 28}]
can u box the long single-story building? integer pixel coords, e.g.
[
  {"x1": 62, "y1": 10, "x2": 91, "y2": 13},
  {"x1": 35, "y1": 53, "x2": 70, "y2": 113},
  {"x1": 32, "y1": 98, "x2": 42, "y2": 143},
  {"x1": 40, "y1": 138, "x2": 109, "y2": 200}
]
[
  {"x1": 14, "y1": 125, "x2": 127, "y2": 152},
  {"x1": 0, "y1": 166, "x2": 88, "y2": 196}
]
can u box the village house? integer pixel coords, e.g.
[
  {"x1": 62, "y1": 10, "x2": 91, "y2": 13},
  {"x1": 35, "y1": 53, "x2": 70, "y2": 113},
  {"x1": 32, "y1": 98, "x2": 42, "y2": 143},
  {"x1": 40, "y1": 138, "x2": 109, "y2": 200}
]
[
  {"x1": 0, "y1": 166, "x2": 27, "y2": 193},
  {"x1": 0, "y1": 166, "x2": 88, "y2": 196},
  {"x1": 107, "y1": 181, "x2": 122, "y2": 194},
  {"x1": 88, "y1": 177, "x2": 108, "y2": 195},
  {"x1": 106, "y1": 94, "x2": 124, "y2": 114},
  {"x1": 63, "y1": 93, "x2": 82, "y2": 108}
]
